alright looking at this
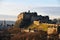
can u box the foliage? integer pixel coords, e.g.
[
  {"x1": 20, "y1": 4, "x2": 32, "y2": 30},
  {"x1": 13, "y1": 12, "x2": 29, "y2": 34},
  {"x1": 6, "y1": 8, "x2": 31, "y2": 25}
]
[
  {"x1": 0, "y1": 29, "x2": 11, "y2": 40},
  {"x1": 11, "y1": 31, "x2": 47, "y2": 40},
  {"x1": 8, "y1": 27, "x2": 21, "y2": 34}
]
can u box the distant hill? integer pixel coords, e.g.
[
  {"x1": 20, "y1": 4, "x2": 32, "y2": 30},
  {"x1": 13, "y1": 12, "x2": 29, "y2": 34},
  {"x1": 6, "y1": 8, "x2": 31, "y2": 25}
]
[
  {"x1": 0, "y1": 15, "x2": 17, "y2": 21},
  {"x1": 0, "y1": 20, "x2": 15, "y2": 25}
]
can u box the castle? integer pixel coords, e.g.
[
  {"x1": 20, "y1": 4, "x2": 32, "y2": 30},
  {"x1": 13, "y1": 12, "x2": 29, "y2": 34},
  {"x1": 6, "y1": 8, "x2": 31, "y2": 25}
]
[{"x1": 18, "y1": 11, "x2": 55, "y2": 28}]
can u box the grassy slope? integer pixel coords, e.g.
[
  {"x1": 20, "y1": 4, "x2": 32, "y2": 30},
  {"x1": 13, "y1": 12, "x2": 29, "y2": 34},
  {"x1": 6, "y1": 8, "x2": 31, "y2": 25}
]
[{"x1": 28, "y1": 23, "x2": 48, "y2": 31}]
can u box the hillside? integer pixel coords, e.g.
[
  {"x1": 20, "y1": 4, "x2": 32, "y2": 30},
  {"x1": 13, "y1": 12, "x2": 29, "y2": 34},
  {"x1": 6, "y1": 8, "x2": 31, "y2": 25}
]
[{"x1": 28, "y1": 23, "x2": 48, "y2": 31}]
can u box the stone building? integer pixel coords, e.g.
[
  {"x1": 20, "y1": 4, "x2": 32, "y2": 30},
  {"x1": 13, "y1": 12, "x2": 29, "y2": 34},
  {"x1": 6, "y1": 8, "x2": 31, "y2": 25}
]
[
  {"x1": 17, "y1": 11, "x2": 52, "y2": 28},
  {"x1": 18, "y1": 11, "x2": 37, "y2": 28}
]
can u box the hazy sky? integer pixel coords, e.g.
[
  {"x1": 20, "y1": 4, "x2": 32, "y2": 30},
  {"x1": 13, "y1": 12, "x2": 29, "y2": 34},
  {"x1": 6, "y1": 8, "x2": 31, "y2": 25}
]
[{"x1": 0, "y1": 0, "x2": 60, "y2": 20}]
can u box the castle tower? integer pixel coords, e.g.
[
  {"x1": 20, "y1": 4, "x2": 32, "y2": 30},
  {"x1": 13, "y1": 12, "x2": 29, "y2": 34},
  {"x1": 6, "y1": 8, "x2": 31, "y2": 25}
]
[{"x1": 2, "y1": 20, "x2": 6, "y2": 27}]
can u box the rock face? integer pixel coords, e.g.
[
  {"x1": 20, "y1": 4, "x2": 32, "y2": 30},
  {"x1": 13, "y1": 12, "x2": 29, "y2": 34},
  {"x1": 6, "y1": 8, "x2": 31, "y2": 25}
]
[
  {"x1": 14, "y1": 13, "x2": 23, "y2": 28},
  {"x1": 17, "y1": 13, "x2": 24, "y2": 20}
]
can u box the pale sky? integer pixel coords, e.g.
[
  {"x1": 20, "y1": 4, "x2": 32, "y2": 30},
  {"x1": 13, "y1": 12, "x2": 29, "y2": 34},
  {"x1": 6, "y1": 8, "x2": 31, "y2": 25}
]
[{"x1": 0, "y1": 0, "x2": 60, "y2": 21}]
